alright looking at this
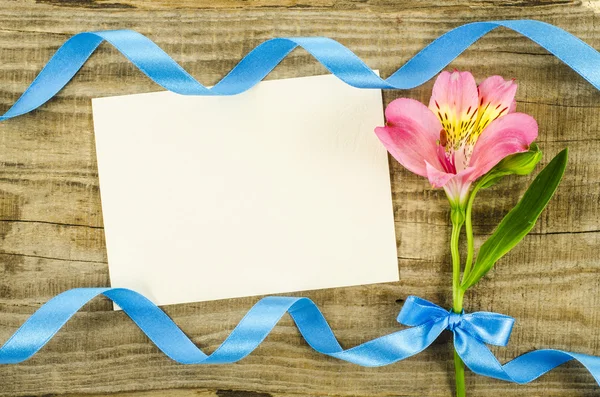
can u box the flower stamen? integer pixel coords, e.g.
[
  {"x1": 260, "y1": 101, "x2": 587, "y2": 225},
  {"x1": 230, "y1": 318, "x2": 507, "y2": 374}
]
[{"x1": 440, "y1": 129, "x2": 448, "y2": 147}]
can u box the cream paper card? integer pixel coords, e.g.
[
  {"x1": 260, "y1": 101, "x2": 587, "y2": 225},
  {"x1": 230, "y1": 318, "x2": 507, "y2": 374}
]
[{"x1": 92, "y1": 73, "x2": 398, "y2": 308}]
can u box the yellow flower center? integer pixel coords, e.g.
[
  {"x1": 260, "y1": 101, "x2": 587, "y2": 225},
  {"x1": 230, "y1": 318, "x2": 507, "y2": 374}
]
[{"x1": 433, "y1": 99, "x2": 509, "y2": 158}]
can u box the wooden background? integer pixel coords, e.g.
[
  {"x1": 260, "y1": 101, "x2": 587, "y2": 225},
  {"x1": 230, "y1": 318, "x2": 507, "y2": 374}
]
[{"x1": 0, "y1": 0, "x2": 599, "y2": 396}]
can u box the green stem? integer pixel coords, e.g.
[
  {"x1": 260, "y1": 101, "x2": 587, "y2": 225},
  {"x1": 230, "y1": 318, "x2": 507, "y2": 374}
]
[
  {"x1": 450, "y1": 215, "x2": 464, "y2": 310},
  {"x1": 454, "y1": 350, "x2": 466, "y2": 397},
  {"x1": 462, "y1": 184, "x2": 481, "y2": 281},
  {"x1": 450, "y1": 208, "x2": 466, "y2": 397}
]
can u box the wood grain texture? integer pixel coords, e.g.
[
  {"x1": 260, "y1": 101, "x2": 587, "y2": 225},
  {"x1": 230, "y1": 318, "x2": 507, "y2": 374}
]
[{"x1": 0, "y1": 0, "x2": 599, "y2": 396}]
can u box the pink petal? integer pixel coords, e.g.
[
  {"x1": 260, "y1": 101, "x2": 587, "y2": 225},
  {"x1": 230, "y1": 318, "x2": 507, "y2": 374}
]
[
  {"x1": 375, "y1": 98, "x2": 443, "y2": 177},
  {"x1": 426, "y1": 164, "x2": 478, "y2": 204},
  {"x1": 468, "y1": 112, "x2": 538, "y2": 182},
  {"x1": 508, "y1": 98, "x2": 517, "y2": 113},
  {"x1": 428, "y1": 70, "x2": 479, "y2": 120},
  {"x1": 478, "y1": 75, "x2": 518, "y2": 116},
  {"x1": 442, "y1": 168, "x2": 477, "y2": 205},
  {"x1": 425, "y1": 161, "x2": 454, "y2": 188}
]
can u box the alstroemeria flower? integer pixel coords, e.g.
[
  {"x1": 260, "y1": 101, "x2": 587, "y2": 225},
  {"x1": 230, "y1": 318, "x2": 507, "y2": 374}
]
[{"x1": 375, "y1": 70, "x2": 538, "y2": 206}]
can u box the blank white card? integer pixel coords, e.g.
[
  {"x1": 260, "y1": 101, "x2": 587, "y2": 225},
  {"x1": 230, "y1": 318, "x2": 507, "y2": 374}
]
[{"x1": 92, "y1": 74, "x2": 398, "y2": 307}]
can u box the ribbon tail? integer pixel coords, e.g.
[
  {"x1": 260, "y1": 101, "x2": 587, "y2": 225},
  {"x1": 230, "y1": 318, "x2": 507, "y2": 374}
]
[
  {"x1": 455, "y1": 329, "x2": 600, "y2": 385},
  {"x1": 0, "y1": 288, "x2": 446, "y2": 366},
  {"x1": 326, "y1": 318, "x2": 446, "y2": 367},
  {"x1": 454, "y1": 328, "x2": 514, "y2": 382},
  {"x1": 502, "y1": 350, "x2": 600, "y2": 385},
  {"x1": 0, "y1": 288, "x2": 110, "y2": 363},
  {"x1": 3, "y1": 21, "x2": 600, "y2": 122},
  {"x1": 0, "y1": 33, "x2": 104, "y2": 121},
  {"x1": 285, "y1": 297, "x2": 447, "y2": 366}
]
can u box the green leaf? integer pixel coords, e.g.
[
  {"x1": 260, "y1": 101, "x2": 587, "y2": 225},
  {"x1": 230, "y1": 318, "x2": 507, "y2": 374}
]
[
  {"x1": 461, "y1": 148, "x2": 568, "y2": 290},
  {"x1": 478, "y1": 143, "x2": 542, "y2": 189}
]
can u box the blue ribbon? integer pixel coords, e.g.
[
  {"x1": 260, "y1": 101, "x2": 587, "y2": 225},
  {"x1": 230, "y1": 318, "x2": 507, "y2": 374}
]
[
  {"x1": 2, "y1": 20, "x2": 600, "y2": 122},
  {"x1": 2, "y1": 289, "x2": 600, "y2": 386},
  {"x1": 2, "y1": 19, "x2": 600, "y2": 386}
]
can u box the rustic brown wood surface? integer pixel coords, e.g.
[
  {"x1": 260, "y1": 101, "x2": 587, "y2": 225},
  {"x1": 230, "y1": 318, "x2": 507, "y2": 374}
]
[{"x1": 0, "y1": 0, "x2": 599, "y2": 396}]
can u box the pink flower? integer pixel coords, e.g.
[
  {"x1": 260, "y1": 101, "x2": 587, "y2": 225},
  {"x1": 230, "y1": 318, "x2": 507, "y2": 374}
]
[{"x1": 375, "y1": 71, "x2": 538, "y2": 207}]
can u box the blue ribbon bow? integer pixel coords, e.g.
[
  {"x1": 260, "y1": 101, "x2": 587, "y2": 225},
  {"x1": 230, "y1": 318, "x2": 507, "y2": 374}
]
[
  {"x1": 2, "y1": 19, "x2": 600, "y2": 387},
  {"x1": 2, "y1": 289, "x2": 600, "y2": 386}
]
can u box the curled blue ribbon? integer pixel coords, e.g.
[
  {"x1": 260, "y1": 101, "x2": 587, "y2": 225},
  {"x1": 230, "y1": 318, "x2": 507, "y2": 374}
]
[
  {"x1": 2, "y1": 19, "x2": 600, "y2": 387},
  {"x1": 2, "y1": 20, "x2": 600, "y2": 122},
  {"x1": 2, "y1": 289, "x2": 600, "y2": 386}
]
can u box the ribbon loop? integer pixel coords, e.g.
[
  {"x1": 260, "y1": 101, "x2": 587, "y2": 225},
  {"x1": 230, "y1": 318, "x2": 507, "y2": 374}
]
[
  {"x1": 459, "y1": 312, "x2": 515, "y2": 347},
  {"x1": 396, "y1": 295, "x2": 448, "y2": 326}
]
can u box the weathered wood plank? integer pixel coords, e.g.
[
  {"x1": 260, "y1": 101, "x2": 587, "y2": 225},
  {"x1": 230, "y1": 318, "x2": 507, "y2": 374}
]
[{"x1": 0, "y1": 1, "x2": 599, "y2": 396}]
